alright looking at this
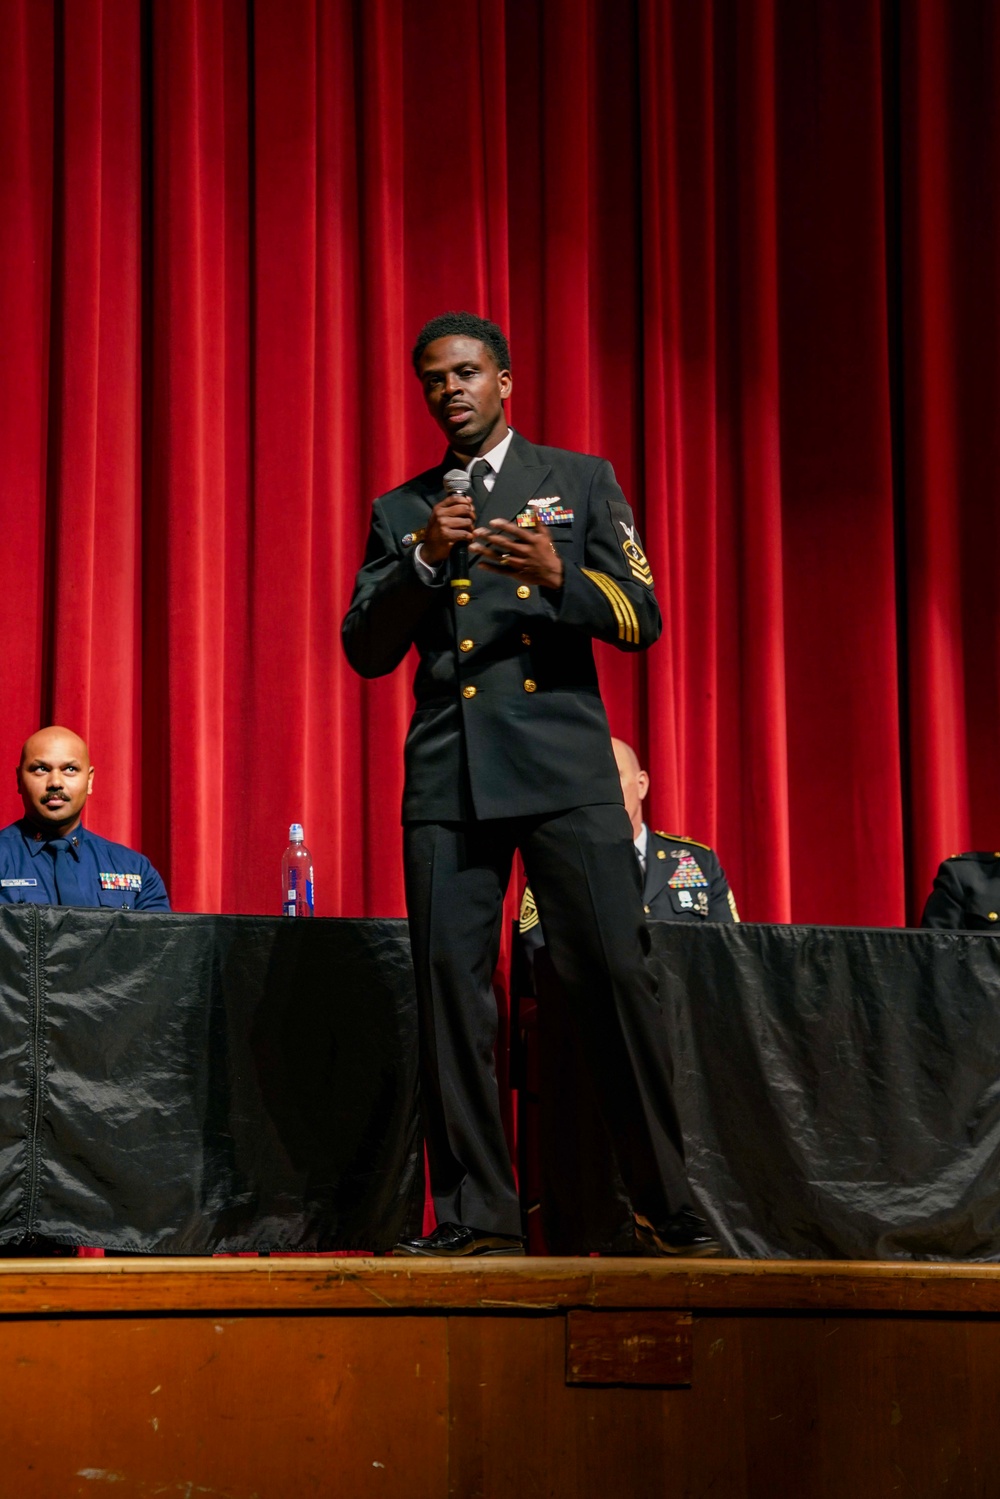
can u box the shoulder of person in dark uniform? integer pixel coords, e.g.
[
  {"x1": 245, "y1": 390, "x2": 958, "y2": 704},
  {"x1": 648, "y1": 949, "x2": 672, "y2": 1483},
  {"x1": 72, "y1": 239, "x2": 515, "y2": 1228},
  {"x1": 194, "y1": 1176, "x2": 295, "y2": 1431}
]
[{"x1": 921, "y1": 850, "x2": 1000, "y2": 930}]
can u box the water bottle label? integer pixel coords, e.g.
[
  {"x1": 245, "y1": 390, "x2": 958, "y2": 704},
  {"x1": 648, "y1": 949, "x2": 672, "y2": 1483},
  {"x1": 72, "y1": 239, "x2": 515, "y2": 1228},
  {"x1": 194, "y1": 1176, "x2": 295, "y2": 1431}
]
[{"x1": 282, "y1": 859, "x2": 312, "y2": 916}]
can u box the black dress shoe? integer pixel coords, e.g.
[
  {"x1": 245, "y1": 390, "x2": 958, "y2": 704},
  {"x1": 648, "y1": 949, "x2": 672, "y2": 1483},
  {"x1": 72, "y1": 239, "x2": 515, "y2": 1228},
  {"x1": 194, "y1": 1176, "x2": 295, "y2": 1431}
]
[
  {"x1": 633, "y1": 1207, "x2": 721, "y2": 1258},
  {"x1": 394, "y1": 1222, "x2": 526, "y2": 1257}
]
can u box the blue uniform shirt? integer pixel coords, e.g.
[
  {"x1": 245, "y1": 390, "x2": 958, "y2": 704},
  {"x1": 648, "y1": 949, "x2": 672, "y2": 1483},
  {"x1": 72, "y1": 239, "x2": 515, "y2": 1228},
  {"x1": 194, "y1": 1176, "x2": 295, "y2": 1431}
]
[{"x1": 0, "y1": 820, "x2": 170, "y2": 911}]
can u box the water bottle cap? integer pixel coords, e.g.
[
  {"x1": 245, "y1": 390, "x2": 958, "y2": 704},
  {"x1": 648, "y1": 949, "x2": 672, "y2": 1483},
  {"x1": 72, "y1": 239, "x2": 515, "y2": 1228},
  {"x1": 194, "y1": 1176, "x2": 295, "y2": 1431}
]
[{"x1": 289, "y1": 823, "x2": 304, "y2": 843}]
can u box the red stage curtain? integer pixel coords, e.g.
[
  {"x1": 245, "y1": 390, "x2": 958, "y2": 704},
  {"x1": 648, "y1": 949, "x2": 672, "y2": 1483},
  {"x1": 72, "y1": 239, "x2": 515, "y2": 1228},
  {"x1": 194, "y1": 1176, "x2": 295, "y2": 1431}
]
[{"x1": 0, "y1": 0, "x2": 997, "y2": 926}]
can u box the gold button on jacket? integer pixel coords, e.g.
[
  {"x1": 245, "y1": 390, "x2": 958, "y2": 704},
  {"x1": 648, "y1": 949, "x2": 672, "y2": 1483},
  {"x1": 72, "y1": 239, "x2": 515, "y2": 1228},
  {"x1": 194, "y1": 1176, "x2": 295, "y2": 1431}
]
[
  {"x1": 462, "y1": 685, "x2": 477, "y2": 699},
  {"x1": 516, "y1": 584, "x2": 530, "y2": 599},
  {"x1": 455, "y1": 591, "x2": 471, "y2": 606},
  {"x1": 523, "y1": 679, "x2": 537, "y2": 693},
  {"x1": 459, "y1": 639, "x2": 474, "y2": 653}
]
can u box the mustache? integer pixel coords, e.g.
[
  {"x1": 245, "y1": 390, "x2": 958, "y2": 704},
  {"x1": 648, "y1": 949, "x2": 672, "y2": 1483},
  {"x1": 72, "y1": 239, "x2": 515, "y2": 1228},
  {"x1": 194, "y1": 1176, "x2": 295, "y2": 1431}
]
[{"x1": 41, "y1": 792, "x2": 70, "y2": 803}]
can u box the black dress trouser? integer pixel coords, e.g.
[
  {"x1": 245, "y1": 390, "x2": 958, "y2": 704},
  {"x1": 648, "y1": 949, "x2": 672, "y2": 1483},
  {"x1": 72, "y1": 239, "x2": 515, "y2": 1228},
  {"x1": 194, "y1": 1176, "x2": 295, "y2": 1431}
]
[{"x1": 404, "y1": 803, "x2": 693, "y2": 1238}]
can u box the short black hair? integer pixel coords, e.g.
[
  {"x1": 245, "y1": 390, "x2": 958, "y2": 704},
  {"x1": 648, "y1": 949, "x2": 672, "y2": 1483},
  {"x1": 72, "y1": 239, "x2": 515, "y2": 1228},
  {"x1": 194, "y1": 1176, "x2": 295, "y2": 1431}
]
[{"x1": 411, "y1": 311, "x2": 511, "y2": 375}]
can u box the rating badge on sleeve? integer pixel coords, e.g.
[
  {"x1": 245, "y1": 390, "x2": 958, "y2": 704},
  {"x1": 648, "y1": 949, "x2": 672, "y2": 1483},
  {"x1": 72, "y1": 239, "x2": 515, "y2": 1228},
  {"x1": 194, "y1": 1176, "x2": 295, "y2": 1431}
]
[{"x1": 619, "y1": 521, "x2": 654, "y2": 586}]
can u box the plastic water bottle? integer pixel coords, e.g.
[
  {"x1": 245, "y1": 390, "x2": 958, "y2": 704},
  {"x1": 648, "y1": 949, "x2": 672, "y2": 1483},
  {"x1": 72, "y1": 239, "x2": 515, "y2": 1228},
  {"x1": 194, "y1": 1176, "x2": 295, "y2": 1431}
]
[{"x1": 281, "y1": 823, "x2": 314, "y2": 917}]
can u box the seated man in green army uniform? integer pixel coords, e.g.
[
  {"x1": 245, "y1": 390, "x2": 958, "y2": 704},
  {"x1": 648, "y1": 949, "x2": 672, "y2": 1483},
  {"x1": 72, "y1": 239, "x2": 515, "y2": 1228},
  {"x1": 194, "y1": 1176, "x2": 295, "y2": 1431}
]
[
  {"x1": 519, "y1": 736, "x2": 738, "y2": 951},
  {"x1": 515, "y1": 737, "x2": 739, "y2": 1253},
  {"x1": 921, "y1": 852, "x2": 1000, "y2": 930}
]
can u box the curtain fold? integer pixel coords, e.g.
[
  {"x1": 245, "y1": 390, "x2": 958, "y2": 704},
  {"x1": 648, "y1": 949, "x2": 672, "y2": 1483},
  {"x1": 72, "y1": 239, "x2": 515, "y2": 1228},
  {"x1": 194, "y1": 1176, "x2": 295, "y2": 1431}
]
[
  {"x1": 900, "y1": 0, "x2": 1000, "y2": 913},
  {"x1": 0, "y1": 0, "x2": 996, "y2": 925},
  {"x1": 147, "y1": 0, "x2": 249, "y2": 913},
  {"x1": 1, "y1": 3, "x2": 53, "y2": 740}
]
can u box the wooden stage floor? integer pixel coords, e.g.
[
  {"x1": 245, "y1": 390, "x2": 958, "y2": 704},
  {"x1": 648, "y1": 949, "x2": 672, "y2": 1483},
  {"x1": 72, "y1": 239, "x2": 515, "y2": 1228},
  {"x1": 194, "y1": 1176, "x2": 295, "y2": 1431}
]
[{"x1": 2, "y1": 1256, "x2": 999, "y2": 1497}]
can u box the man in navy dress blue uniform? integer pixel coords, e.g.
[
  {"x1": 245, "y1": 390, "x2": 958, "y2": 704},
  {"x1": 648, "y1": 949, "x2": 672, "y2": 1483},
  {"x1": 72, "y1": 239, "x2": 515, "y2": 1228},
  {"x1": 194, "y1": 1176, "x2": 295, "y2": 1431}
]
[
  {"x1": 0, "y1": 726, "x2": 170, "y2": 911},
  {"x1": 343, "y1": 311, "x2": 718, "y2": 1258}
]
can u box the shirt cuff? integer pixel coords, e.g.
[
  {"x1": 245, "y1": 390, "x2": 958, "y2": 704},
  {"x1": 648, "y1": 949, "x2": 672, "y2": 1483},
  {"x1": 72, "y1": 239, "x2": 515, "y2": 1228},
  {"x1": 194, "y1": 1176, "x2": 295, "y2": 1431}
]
[{"x1": 413, "y1": 544, "x2": 446, "y2": 585}]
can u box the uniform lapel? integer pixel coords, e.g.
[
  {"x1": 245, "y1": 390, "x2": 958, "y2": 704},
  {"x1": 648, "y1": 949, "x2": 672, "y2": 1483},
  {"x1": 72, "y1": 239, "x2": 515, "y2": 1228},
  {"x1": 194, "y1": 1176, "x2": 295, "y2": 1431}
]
[
  {"x1": 416, "y1": 463, "x2": 447, "y2": 511},
  {"x1": 477, "y1": 432, "x2": 552, "y2": 527}
]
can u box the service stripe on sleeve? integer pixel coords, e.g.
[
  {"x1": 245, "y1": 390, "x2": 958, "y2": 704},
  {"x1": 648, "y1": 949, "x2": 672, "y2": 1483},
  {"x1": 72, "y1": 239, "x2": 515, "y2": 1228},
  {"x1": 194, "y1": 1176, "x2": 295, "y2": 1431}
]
[
  {"x1": 582, "y1": 570, "x2": 629, "y2": 641},
  {"x1": 609, "y1": 578, "x2": 640, "y2": 642},
  {"x1": 597, "y1": 574, "x2": 640, "y2": 643},
  {"x1": 581, "y1": 569, "x2": 639, "y2": 644}
]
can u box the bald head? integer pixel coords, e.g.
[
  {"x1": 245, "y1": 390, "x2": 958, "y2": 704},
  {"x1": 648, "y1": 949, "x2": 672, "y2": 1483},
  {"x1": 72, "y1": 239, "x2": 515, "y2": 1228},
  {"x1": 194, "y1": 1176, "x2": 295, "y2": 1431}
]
[
  {"x1": 17, "y1": 726, "x2": 94, "y2": 837},
  {"x1": 20, "y1": 726, "x2": 89, "y2": 771},
  {"x1": 611, "y1": 738, "x2": 649, "y2": 840}
]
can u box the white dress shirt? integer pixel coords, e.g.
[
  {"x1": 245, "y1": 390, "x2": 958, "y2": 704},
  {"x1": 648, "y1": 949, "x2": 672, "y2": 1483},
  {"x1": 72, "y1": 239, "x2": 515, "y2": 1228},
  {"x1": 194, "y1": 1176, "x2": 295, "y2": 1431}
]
[{"x1": 634, "y1": 822, "x2": 649, "y2": 875}]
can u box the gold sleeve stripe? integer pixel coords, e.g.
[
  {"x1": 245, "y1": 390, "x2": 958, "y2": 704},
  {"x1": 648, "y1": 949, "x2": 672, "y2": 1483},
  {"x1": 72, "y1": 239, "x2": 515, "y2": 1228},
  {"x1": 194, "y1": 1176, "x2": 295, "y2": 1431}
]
[
  {"x1": 581, "y1": 569, "x2": 639, "y2": 644},
  {"x1": 519, "y1": 886, "x2": 540, "y2": 934},
  {"x1": 597, "y1": 574, "x2": 640, "y2": 643},
  {"x1": 727, "y1": 889, "x2": 741, "y2": 923},
  {"x1": 581, "y1": 570, "x2": 628, "y2": 639}
]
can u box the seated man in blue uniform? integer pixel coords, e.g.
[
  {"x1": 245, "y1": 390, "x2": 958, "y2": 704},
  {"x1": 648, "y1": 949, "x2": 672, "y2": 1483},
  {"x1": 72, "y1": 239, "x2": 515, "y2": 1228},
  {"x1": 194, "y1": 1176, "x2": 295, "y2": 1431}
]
[{"x1": 0, "y1": 726, "x2": 170, "y2": 910}]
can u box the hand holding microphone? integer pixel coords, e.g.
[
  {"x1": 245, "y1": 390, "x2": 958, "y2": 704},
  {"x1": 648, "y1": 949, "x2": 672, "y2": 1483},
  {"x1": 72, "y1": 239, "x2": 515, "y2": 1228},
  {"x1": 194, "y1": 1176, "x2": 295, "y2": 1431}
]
[{"x1": 422, "y1": 468, "x2": 476, "y2": 577}]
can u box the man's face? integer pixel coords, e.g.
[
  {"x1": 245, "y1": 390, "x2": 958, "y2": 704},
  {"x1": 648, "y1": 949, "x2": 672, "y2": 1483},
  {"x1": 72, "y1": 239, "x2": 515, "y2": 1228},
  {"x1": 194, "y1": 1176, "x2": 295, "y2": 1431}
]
[
  {"x1": 417, "y1": 335, "x2": 512, "y2": 451},
  {"x1": 17, "y1": 729, "x2": 94, "y2": 834},
  {"x1": 613, "y1": 739, "x2": 649, "y2": 839}
]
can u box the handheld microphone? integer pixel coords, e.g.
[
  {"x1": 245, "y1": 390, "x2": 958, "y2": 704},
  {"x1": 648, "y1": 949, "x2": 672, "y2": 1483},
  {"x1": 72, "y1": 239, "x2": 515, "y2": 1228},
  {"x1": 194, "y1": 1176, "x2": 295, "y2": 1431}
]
[{"x1": 443, "y1": 467, "x2": 473, "y2": 588}]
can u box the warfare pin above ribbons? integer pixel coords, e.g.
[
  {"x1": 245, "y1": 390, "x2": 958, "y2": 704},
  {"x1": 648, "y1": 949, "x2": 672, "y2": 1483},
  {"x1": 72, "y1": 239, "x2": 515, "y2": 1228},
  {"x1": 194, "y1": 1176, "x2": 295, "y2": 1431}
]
[{"x1": 516, "y1": 498, "x2": 575, "y2": 528}]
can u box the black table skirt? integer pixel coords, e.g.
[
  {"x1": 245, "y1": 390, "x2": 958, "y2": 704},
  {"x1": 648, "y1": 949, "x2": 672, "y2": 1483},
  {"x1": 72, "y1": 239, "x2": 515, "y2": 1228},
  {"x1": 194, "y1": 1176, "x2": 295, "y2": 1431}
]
[
  {"x1": 530, "y1": 921, "x2": 1000, "y2": 1260},
  {"x1": 3, "y1": 907, "x2": 999, "y2": 1258},
  {"x1": 0, "y1": 908, "x2": 420, "y2": 1253}
]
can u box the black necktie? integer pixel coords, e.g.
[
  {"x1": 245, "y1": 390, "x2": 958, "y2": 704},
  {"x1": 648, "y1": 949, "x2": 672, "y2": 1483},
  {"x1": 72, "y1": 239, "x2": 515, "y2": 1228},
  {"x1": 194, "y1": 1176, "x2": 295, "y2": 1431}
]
[
  {"x1": 470, "y1": 458, "x2": 491, "y2": 521},
  {"x1": 46, "y1": 839, "x2": 88, "y2": 907}
]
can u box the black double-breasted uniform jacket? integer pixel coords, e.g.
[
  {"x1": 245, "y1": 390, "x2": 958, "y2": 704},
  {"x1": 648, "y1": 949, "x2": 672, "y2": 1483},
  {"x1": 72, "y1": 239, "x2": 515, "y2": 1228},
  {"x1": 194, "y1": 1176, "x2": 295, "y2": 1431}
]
[
  {"x1": 342, "y1": 432, "x2": 662, "y2": 821},
  {"x1": 921, "y1": 853, "x2": 1000, "y2": 930}
]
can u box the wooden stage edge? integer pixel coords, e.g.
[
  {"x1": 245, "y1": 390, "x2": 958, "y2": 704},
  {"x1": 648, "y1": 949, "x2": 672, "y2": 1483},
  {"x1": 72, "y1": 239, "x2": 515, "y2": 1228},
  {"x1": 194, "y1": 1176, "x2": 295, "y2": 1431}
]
[
  {"x1": 6, "y1": 1258, "x2": 1000, "y2": 1496},
  {"x1": 3, "y1": 1254, "x2": 1000, "y2": 1315}
]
